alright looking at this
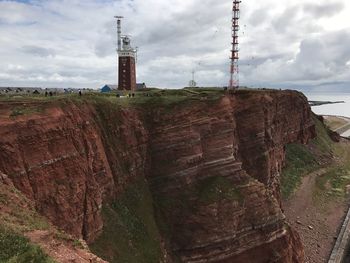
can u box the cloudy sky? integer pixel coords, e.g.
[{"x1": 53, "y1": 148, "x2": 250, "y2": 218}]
[{"x1": 0, "y1": 0, "x2": 349, "y2": 91}]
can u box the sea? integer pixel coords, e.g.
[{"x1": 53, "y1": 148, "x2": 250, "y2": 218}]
[{"x1": 305, "y1": 93, "x2": 350, "y2": 118}]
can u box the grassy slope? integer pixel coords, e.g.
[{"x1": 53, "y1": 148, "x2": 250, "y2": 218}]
[
  {"x1": 0, "y1": 183, "x2": 54, "y2": 263},
  {"x1": 315, "y1": 137, "x2": 350, "y2": 199},
  {"x1": 89, "y1": 97, "x2": 164, "y2": 263},
  {"x1": 281, "y1": 115, "x2": 334, "y2": 199},
  {"x1": 281, "y1": 114, "x2": 350, "y2": 200},
  {"x1": 0, "y1": 227, "x2": 55, "y2": 263},
  {"x1": 90, "y1": 179, "x2": 163, "y2": 263}
]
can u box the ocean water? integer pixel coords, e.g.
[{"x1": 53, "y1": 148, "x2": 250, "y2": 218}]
[{"x1": 305, "y1": 93, "x2": 350, "y2": 118}]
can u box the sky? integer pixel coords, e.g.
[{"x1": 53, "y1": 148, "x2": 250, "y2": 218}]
[{"x1": 0, "y1": 0, "x2": 349, "y2": 91}]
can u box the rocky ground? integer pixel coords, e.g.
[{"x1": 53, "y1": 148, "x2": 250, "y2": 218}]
[
  {"x1": 284, "y1": 137, "x2": 350, "y2": 263},
  {"x1": 284, "y1": 169, "x2": 347, "y2": 263}
]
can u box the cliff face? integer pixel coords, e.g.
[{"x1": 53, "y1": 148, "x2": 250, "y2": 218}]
[
  {"x1": 148, "y1": 91, "x2": 314, "y2": 262},
  {"x1": 0, "y1": 103, "x2": 112, "y2": 242},
  {"x1": 0, "y1": 102, "x2": 148, "y2": 243},
  {"x1": 234, "y1": 92, "x2": 315, "y2": 202},
  {"x1": 0, "y1": 90, "x2": 315, "y2": 262}
]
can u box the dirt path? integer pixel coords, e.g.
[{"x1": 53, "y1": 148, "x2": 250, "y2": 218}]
[{"x1": 283, "y1": 168, "x2": 347, "y2": 263}]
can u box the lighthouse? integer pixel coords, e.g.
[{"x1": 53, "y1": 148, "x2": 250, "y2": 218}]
[{"x1": 115, "y1": 16, "x2": 137, "y2": 91}]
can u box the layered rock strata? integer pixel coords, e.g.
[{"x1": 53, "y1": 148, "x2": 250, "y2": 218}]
[
  {"x1": 148, "y1": 91, "x2": 314, "y2": 262},
  {"x1": 0, "y1": 90, "x2": 315, "y2": 262}
]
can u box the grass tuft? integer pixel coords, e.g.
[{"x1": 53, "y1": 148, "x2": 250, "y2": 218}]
[
  {"x1": 197, "y1": 176, "x2": 243, "y2": 204},
  {"x1": 281, "y1": 115, "x2": 334, "y2": 199},
  {"x1": 90, "y1": 179, "x2": 163, "y2": 263},
  {"x1": 0, "y1": 226, "x2": 54, "y2": 263}
]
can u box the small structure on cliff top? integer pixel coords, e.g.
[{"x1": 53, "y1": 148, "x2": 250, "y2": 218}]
[
  {"x1": 188, "y1": 70, "x2": 197, "y2": 88},
  {"x1": 115, "y1": 16, "x2": 137, "y2": 91},
  {"x1": 100, "y1": 85, "x2": 117, "y2": 93}
]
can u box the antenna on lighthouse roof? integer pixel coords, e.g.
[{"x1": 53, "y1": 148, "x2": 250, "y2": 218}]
[{"x1": 114, "y1": 16, "x2": 123, "y2": 52}]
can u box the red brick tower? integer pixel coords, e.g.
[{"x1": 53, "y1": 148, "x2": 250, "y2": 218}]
[{"x1": 118, "y1": 36, "x2": 136, "y2": 91}]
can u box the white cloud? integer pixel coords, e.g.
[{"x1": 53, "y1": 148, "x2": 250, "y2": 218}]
[{"x1": 0, "y1": 0, "x2": 348, "y2": 91}]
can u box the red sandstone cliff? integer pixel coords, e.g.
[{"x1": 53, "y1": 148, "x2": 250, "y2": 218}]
[{"x1": 0, "y1": 90, "x2": 315, "y2": 262}]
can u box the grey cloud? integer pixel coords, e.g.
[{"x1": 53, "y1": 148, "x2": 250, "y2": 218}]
[
  {"x1": 94, "y1": 20, "x2": 115, "y2": 58},
  {"x1": 272, "y1": 6, "x2": 301, "y2": 33},
  {"x1": 243, "y1": 29, "x2": 350, "y2": 88},
  {"x1": 303, "y1": 2, "x2": 345, "y2": 17},
  {"x1": 21, "y1": 45, "x2": 56, "y2": 57},
  {"x1": 0, "y1": 0, "x2": 349, "y2": 90},
  {"x1": 248, "y1": 8, "x2": 270, "y2": 27}
]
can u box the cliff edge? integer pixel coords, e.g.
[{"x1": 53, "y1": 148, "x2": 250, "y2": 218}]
[{"x1": 0, "y1": 89, "x2": 315, "y2": 262}]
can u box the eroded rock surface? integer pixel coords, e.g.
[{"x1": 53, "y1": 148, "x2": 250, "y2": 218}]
[{"x1": 0, "y1": 90, "x2": 315, "y2": 262}]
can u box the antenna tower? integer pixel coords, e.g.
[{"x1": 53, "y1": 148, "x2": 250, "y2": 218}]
[
  {"x1": 229, "y1": 1, "x2": 241, "y2": 90},
  {"x1": 114, "y1": 16, "x2": 123, "y2": 52}
]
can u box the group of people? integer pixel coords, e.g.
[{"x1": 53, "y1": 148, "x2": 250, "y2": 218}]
[
  {"x1": 116, "y1": 93, "x2": 135, "y2": 98},
  {"x1": 44, "y1": 90, "x2": 82, "y2": 97}
]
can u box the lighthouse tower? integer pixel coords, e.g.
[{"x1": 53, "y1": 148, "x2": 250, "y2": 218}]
[{"x1": 115, "y1": 17, "x2": 136, "y2": 91}]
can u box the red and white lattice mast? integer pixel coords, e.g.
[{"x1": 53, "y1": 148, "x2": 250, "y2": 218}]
[{"x1": 229, "y1": 0, "x2": 241, "y2": 90}]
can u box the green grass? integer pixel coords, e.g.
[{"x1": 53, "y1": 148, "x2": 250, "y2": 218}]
[
  {"x1": 314, "y1": 140, "x2": 350, "y2": 198},
  {"x1": 315, "y1": 168, "x2": 350, "y2": 197},
  {"x1": 73, "y1": 239, "x2": 84, "y2": 249},
  {"x1": 0, "y1": 193, "x2": 6, "y2": 204},
  {"x1": 0, "y1": 183, "x2": 50, "y2": 233},
  {"x1": 281, "y1": 115, "x2": 334, "y2": 199},
  {"x1": 151, "y1": 175, "x2": 246, "y2": 258},
  {"x1": 310, "y1": 116, "x2": 350, "y2": 199},
  {"x1": 197, "y1": 176, "x2": 243, "y2": 204},
  {"x1": 90, "y1": 179, "x2": 163, "y2": 263},
  {"x1": 310, "y1": 116, "x2": 334, "y2": 153},
  {"x1": 2, "y1": 89, "x2": 225, "y2": 116},
  {"x1": 281, "y1": 144, "x2": 318, "y2": 198},
  {"x1": 0, "y1": 227, "x2": 54, "y2": 263},
  {"x1": 9, "y1": 107, "x2": 43, "y2": 118},
  {"x1": 2, "y1": 205, "x2": 50, "y2": 233},
  {"x1": 154, "y1": 176, "x2": 244, "y2": 213}
]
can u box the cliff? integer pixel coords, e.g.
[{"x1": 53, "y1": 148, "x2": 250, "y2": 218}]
[{"x1": 0, "y1": 89, "x2": 315, "y2": 262}]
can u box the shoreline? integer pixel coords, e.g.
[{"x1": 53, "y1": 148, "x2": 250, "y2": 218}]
[
  {"x1": 323, "y1": 115, "x2": 350, "y2": 138},
  {"x1": 309, "y1": 101, "x2": 345, "y2": 107}
]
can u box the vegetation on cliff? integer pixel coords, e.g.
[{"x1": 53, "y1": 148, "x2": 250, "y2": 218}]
[
  {"x1": 0, "y1": 177, "x2": 101, "y2": 262},
  {"x1": 0, "y1": 227, "x2": 54, "y2": 263},
  {"x1": 0, "y1": 181, "x2": 54, "y2": 262},
  {"x1": 90, "y1": 179, "x2": 163, "y2": 263},
  {"x1": 281, "y1": 115, "x2": 332, "y2": 198},
  {"x1": 282, "y1": 114, "x2": 350, "y2": 200}
]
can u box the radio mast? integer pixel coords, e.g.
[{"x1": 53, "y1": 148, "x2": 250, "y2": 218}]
[
  {"x1": 229, "y1": 1, "x2": 241, "y2": 90},
  {"x1": 115, "y1": 16, "x2": 123, "y2": 51}
]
